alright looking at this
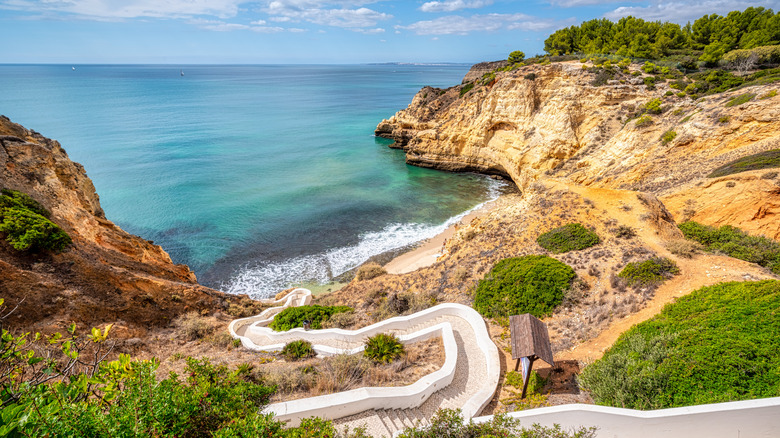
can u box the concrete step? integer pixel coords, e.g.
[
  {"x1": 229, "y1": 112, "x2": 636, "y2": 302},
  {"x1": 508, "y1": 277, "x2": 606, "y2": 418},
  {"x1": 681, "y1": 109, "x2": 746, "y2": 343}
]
[
  {"x1": 387, "y1": 409, "x2": 405, "y2": 433},
  {"x1": 376, "y1": 410, "x2": 395, "y2": 438}
]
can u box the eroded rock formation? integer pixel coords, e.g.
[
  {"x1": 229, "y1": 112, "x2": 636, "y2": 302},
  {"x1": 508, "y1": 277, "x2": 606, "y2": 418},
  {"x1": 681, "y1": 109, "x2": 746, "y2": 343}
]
[{"x1": 377, "y1": 61, "x2": 780, "y2": 195}]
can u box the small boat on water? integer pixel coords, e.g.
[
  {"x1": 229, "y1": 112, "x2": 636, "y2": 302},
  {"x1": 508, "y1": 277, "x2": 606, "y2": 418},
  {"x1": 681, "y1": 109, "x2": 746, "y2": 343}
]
[
  {"x1": 180, "y1": 69, "x2": 184, "y2": 76},
  {"x1": 72, "y1": 66, "x2": 75, "y2": 71}
]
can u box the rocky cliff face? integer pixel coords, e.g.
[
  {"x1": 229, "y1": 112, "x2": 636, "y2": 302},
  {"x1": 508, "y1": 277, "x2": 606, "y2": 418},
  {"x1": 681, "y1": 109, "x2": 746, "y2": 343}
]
[
  {"x1": 376, "y1": 61, "x2": 780, "y2": 238},
  {"x1": 377, "y1": 61, "x2": 780, "y2": 194},
  {"x1": 0, "y1": 116, "x2": 228, "y2": 336}
]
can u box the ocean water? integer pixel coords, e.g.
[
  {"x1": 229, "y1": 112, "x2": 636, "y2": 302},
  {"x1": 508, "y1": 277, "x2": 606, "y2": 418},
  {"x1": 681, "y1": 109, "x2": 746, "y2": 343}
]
[{"x1": 0, "y1": 64, "x2": 504, "y2": 298}]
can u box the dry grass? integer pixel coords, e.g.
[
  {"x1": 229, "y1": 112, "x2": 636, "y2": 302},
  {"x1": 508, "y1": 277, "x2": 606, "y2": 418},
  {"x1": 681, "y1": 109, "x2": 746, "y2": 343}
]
[
  {"x1": 265, "y1": 337, "x2": 445, "y2": 402},
  {"x1": 173, "y1": 312, "x2": 217, "y2": 340},
  {"x1": 355, "y1": 262, "x2": 387, "y2": 281},
  {"x1": 666, "y1": 239, "x2": 703, "y2": 258}
]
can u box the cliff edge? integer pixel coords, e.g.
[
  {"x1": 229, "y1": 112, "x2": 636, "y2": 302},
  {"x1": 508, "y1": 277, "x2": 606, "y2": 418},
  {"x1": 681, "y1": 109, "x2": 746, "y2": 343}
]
[
  {"x1": 0, "y1": 116, "x2": 228, "y2": 336},
  {"x1": 376, "y1": 60, "x2": 780, "y2": 239}
]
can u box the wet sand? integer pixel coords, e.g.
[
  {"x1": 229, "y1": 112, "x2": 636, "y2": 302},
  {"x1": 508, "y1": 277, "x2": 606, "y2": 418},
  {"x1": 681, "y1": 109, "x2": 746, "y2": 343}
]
[{"x1": 384, "y1": 199, "x2": 499, "y2": 274}]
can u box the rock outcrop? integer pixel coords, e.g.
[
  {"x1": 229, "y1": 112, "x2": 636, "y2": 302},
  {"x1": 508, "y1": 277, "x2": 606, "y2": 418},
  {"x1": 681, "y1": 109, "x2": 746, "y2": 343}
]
[
  {"x1": 0, "y1": 116, "x2": 228, "y2": 336},
  {"x1": 461, "y1": 60, "x2": 508, "y2": 83},
  {"x1": 376, "y1": 61, "x2": 780, "y2": 195},
  {"x1": 376, "y1": 61, "x2": 780, "y2": 244}
]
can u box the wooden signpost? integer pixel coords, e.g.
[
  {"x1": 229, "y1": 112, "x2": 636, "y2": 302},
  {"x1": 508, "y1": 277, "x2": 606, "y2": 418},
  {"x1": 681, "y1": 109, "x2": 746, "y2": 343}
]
[{"x1": 509, "y1": 313, "x2": 555, "y2": 399}]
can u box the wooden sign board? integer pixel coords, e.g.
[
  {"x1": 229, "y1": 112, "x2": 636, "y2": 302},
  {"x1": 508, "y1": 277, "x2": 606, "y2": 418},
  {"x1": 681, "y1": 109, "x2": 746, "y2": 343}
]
[{"x1": 509, "y1": 313, "x2": 555, "y2": 368}]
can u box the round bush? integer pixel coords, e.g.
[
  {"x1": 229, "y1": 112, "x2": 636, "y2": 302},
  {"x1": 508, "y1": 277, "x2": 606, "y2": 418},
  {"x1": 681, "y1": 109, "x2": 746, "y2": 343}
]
[
  {"x1": 363, "y1": 333, "x2": 405, "y2": 364},
  {"x1": 268, "y1": 305, "x2": 353, "y2": 331},
  {"x1": 281, "y1": 340, "x2": 315, "y2": 361},
  {"x1": 473, "y1": 255, "x2": 576, "y2": 318},
  {"x1": 536, "y1": 223, "x2": 599, "y2": 253},
  {"x1": 618, "y1": 257, "x2": 679, "y2": 287}
]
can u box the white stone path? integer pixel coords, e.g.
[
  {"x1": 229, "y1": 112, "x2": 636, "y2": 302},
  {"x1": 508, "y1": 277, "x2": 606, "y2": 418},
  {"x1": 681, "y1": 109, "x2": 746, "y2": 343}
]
[{"x1": 229, "y1": 288, "x2": 501, "y2": 437}]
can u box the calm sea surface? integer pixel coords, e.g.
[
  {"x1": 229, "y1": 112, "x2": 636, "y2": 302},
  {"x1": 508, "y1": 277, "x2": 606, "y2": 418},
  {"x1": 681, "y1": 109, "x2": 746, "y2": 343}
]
[{"x1": 0, "y1": 64, "x2": 504, "y2": 298}]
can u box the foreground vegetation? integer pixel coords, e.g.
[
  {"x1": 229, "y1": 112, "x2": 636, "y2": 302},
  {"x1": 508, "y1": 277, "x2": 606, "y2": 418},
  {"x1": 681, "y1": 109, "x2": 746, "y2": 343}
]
[
  {"x1": 678, "y1": 221, "x2": 780, "y2": 273},
  {"x1": 397, "y1": 409, "x2": 596, "y2": 438},
  {"x1": 0, "y1": 297, "x2": 592, "y2": 437},
  {"x1": 579, "y1": 280, "x2": 780, "y2": 409}
]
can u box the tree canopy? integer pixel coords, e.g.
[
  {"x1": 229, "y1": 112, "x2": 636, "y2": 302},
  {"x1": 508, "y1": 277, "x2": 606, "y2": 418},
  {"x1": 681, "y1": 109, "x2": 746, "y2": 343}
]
[{"x1": 543, "y1": 7, "x2": 780, "y2": 64}]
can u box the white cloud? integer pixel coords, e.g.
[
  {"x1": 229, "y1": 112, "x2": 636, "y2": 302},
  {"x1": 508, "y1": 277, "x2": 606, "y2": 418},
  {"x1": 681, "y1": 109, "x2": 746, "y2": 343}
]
[
  {"x1": 355, "y1": 27, "x2": 384, "y2": 33},
  {"x1": 0, "y1": 0, "x2": 244, "y2": 19},
  {"x1": 548, "y1": 0, "x2": 628, "y2": 7},
  {"x1": 507, "y1": 19, "x2": 559, "y2": 31},
  {"x1": 265, "y1": 3, "x2": 391, "y2": 29},
  {"x1": 604, "y1": 0, "x2": 778, "y2": 23},
  {"x1": 419, "y1": 0, "x2": 492, "y2": 13},
  {"x1": 190, "y1": 18, "x2": 285, "y2": 32},
  {"x1": 399, "y1": 13, "x2": 555, "y2": 35}
]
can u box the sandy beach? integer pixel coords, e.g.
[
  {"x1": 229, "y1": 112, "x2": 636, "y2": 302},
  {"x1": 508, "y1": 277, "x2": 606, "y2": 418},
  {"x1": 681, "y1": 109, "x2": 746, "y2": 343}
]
[{"x1": 383, "y1": 198, "x2": 501, "y2": 274}]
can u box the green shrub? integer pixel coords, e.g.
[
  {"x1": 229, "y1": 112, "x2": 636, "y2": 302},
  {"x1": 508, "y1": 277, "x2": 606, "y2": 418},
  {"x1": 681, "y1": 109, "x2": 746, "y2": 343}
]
[
  {"x1": 580, "y1": 280, "x2": 780, "y2": 409},
  {"x1": 363, "y1": 333, "x2": 404, "y2": 363},
  {"x1": 760, "y1": 89, "x2": 777, "y2": 99},
  {"x1": 725, "y1": 92, "x2": 756, "y2": 107},
  {"x1": 718, "y1": 115, "x2": 730, "y2": 123},
  {"x1": 678, "y1": 221, "x2": 780, "y2": 273},
  {"x1": 481, "y1": 72, "x2": 496, "y2": 85},
  {"x1": 397, "y1": 408, "x2": 596, "y2": 438},
  {"x1": 644, "y1": 98, "x2": 662, "y2": 114},
  {"x1": 268, "y1": 304, "x2": 353, "y2": 331},
  {"x1": 0, "y1": 189, "x2": 71, "y2": 252},
  {"x1": 281, "y1": 340, "x2": 316, "y2": 361},
  {"x1": 1, "y1": 188, "x2": 50, "y2": 217},
  {"x1": 505, "y1": 370, "x2": 546, "y2": 395},
  {"x1": 708, "y1": 149, "x2": 780, "y2": 177},
  {"x1": 508, "y1": 50, "x2": 525, "y2": 64},
  {"x1": 537, "y1": 223, "x2": 599, "y2": 253},
  {"x1": 0, "y1": 206, "x2": 72, "y2": 252},
  {"x1": 634, "y1": 115, "x2": 653, "y2": 128},
  {"x1": 473, "y1": 255, "x2": 576, "y2": 319},
  {"x1": 618, "y1": 257, "x2": 679, "y2": 287},
  {"x1": 660, "y1": 129, "x2": 677, "y2": 145},
  {"x1": 460, "y1": 83, "x2": 474, "y2": 97}
]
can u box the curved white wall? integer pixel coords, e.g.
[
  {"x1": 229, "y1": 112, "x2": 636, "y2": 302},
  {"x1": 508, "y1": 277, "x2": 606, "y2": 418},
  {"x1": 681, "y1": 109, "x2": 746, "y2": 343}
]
[
  {"x1": 228, "y1": 289, "x2": 501, "y2": 426},
  {"x1": 472, "y1": 397, "x2": 780, "y2": 438}
]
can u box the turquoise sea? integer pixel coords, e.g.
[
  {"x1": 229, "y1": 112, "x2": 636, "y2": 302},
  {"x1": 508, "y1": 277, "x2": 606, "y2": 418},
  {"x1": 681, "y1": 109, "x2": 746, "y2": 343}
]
[{"x1": 0, "y1": 64, "x2": 504, "y2": 298}]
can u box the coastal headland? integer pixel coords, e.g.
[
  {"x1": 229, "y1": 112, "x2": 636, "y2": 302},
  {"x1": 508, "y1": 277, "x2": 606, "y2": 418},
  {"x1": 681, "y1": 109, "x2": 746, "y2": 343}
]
[{"x1": 1, "y1": 53, "x2": 779, "y2": 432}]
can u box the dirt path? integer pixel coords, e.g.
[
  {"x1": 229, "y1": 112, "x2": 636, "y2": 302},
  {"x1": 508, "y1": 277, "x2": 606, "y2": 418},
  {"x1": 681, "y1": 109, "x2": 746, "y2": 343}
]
[{"x1": 547, "y1": 180, "x2": 778, "y2": 363}]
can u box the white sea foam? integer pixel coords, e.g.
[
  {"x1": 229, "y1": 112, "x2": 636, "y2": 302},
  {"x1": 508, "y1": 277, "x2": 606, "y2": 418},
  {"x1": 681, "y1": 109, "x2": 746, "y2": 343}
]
[{"x1": 224, "y1": 177, "x2": 509, "y2": 299}]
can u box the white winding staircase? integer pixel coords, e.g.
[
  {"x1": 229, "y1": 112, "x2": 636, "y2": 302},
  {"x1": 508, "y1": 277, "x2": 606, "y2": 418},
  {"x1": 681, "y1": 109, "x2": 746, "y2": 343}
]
[{"x1": 228, "y1": 288, "x2": 501, "y2": 437}]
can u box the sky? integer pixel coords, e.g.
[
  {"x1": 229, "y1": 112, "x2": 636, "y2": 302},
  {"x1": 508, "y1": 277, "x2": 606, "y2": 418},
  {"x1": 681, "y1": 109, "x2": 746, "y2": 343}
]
[{"x1": 1, "y1": 0, "x2": 778, "y2": 64}]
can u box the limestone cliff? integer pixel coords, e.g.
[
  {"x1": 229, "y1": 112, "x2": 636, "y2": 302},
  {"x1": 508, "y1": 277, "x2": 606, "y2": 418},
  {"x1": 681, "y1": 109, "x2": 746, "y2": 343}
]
[
  {"x1": 0, "y1": 116, "x2": 229, "y2": 336},
  {"x1": 377, "y1": 61, "x2": 780, "y2": 193},
  {"x1": 376, "y1": 61, "x2": 780, "y2": 238}
]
